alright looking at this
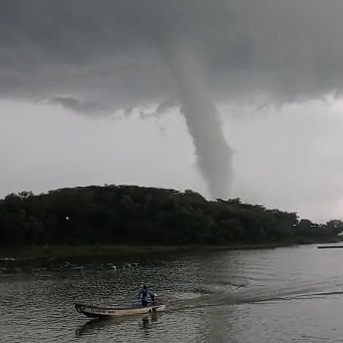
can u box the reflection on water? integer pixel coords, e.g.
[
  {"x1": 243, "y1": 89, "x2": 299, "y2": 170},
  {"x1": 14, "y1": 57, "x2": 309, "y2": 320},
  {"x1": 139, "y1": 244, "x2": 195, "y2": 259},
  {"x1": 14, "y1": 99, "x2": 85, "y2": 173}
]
[
  {"x1": 76, "y1": 318, "x2": 110, "y2": 338},
  {"x1": 75, "y1": 313, "x2": 161, "y2": 338},
  {"x1": 2, "y1": 244, "x2": 343, "y2": 342}
]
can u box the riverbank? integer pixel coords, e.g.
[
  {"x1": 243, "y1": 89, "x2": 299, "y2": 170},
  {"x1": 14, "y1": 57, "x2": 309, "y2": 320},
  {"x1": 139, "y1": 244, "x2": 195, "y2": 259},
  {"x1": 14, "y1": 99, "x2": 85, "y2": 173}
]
[
  {"x1": 0, "y1": 241, "x2": 338, "y2": 270},
  {"x1": 0, "y1": 243, "x2": 294, "y2": 263}
]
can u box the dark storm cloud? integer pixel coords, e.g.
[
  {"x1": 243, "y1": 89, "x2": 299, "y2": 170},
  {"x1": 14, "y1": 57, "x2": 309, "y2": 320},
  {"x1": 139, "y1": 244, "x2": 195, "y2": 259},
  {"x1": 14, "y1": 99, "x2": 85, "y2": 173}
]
[
  {"x1": 1, "y1": 0, "x2": 343, "y2": 106},
  {"x1": 2, "y1": 0, "x2": 343, "y2": 199}
]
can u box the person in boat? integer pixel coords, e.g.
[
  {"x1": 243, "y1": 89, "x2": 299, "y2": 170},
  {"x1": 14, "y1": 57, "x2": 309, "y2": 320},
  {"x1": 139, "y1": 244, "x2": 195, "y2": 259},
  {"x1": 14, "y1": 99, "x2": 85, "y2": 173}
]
[{"x1": 138, "y1": 285, "x2": 157, "y2": 306}]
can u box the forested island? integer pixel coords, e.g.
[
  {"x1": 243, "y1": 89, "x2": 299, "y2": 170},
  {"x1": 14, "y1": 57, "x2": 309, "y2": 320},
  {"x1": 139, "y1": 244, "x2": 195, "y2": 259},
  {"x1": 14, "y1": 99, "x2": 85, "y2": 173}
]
[{"x1": 1, "y1": 185, "x2": 343, "y2": 248}]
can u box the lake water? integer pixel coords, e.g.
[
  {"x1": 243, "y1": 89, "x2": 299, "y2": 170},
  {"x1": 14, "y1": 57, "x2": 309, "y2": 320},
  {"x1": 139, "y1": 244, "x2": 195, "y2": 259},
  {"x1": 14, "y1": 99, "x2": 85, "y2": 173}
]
[{"x1": 1, "y1": 244, "x2": 343, "y2": 342}]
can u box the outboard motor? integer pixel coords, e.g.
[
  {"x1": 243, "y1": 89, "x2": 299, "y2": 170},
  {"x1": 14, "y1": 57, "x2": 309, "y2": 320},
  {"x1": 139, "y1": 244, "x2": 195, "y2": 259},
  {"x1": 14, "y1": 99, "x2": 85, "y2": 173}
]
[{"x1": 150, "y1": 292, "x2": 157, "y2": 302}]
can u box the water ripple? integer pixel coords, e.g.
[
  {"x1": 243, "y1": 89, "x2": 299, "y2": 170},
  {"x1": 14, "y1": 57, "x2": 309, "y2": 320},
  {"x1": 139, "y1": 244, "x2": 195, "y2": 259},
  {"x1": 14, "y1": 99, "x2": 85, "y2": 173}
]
[{"x1": 2, "y1": 245, "x2": 343, "y2": 342}]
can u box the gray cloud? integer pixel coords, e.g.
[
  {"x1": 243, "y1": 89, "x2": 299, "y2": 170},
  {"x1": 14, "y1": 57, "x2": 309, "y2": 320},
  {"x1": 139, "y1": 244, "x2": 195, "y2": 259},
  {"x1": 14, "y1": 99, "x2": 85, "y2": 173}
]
[
  {"x1": 2, "y1": 0, "x2": 343, "y2": 105},
  {"x1": 46, "y1": 97, "x2": 107, "y2": 113}
]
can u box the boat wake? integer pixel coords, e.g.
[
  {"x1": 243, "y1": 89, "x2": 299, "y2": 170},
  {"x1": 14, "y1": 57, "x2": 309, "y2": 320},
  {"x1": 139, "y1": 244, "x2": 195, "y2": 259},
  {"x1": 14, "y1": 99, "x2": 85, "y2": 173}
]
[{"x1": 169, "y1": 278, "x2": 343, "y2": 312}]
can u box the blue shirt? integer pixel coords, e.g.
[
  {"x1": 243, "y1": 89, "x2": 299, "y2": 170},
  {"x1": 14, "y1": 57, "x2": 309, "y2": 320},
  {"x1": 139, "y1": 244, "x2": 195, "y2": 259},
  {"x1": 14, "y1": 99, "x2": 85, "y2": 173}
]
[{"x1": 138, "y1": 288, "x2": 155, "y2": 302}]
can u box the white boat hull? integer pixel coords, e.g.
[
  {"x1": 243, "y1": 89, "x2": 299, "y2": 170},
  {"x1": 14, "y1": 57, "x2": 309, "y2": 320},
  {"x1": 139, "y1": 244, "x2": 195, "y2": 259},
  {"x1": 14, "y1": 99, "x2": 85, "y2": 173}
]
[{"x1": 75, "y1": 302, "x2": 166, "y2": 318}]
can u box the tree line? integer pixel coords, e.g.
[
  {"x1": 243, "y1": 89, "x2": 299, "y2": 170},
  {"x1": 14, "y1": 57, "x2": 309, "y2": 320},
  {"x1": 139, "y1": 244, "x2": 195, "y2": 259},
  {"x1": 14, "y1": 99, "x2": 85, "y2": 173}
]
[{"x1": 0, "y1": 185, "x2": 342, "y2": 246}]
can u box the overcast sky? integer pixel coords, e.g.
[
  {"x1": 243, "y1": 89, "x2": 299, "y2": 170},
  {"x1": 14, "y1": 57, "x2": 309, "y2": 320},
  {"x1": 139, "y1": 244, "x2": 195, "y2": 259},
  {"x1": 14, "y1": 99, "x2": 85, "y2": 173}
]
[{"x1": 1, "y1": 0, "x2": 343, "y2": 222}]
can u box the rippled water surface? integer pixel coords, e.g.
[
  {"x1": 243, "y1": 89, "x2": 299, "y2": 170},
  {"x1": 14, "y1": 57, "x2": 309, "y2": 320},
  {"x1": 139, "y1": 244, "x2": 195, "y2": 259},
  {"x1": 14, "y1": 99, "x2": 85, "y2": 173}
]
[{"x1": 2, "y1": 244, "x2": 343, "y2": 342}]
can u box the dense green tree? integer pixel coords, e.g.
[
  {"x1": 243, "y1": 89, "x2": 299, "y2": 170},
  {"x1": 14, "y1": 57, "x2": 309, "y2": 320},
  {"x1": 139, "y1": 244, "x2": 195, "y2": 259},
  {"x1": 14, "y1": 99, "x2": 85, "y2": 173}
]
[{"x1": 0, "y1": 185, "x2": 341, "y2": 246}]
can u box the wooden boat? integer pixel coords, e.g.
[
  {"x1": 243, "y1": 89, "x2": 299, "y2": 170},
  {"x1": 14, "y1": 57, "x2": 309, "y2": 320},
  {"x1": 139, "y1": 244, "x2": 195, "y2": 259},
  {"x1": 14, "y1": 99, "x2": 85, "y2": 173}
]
[{"x1": 75, "y1": 302, "x2": 166, "y2": 318}]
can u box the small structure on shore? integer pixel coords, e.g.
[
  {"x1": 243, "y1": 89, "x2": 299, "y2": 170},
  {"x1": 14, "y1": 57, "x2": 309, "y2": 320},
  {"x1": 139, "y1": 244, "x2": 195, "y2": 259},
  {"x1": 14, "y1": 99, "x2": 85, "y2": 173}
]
[{"x1": 317, "y1": 245, "x2": 343, "y2": 249}]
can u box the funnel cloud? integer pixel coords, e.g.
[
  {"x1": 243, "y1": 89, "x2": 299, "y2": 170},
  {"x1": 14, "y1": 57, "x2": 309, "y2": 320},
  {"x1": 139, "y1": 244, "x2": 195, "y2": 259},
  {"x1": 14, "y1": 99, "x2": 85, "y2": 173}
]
[{"x1": 162, "y1": 41, "x2": 232, "y2": 198}]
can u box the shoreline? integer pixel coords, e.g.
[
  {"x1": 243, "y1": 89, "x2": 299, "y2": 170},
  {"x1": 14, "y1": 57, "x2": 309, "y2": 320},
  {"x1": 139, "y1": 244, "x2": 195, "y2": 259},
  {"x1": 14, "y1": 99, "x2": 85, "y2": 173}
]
[
  {"x1": 0, "y1": 241, "x2": 339, "y2": 269},
  {"x1": 0, "y1": 243, "x2": 298, "y2": 261}
]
